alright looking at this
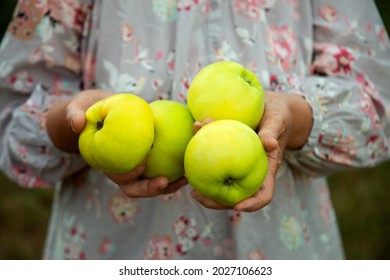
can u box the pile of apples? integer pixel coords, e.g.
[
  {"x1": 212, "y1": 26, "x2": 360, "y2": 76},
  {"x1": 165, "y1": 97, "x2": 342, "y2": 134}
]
[{"x1": 78, "y1": 61, "x2": 268, "y2": 206}]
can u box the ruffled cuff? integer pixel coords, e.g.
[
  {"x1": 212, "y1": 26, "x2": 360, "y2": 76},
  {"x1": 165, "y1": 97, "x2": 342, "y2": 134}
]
[{"x1": 2, "y1": 84, "x2": 86, "y2": 188}]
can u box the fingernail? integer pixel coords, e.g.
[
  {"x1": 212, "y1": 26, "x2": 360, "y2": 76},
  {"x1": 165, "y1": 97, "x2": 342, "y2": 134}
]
[
  {"x1": 157, "y1": 177, "x2": 169, "y2": 189},
  {"x1": 71, "y1": 111, "x2": 82, "y2": 132}
]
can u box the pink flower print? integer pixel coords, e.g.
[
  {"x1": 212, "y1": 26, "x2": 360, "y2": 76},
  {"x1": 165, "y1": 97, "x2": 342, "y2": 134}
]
[
  {"x1": 7, "y1": 0, "x2": 46, "y2": 41},
  {"x1": 319, "y1": 4, "x2": 338, "y2": 23},
  {"x1": 270, "y1": 74, "x2": 301, "y2": 92},
  {"x1": 99, "y1": 237, "x2": 115, "y2": 258},
  {"x1": 266, "y1": 26, "x2": 297, "y2": 72},
  {"x1": 376, "y1": 26, "x2": 387, "y2": 43},
  {"x1": 64, "y1": 224, "x2": 87, "y2": 259},
  {"x1": 17, "y1": 146, "x2": 28, "y2": 162},
  {"x1": 375, "y1": 25, "x2": 390, "y2": 50},
  {"x1": 246, "y1": 4, "x2": 262, "y2": 21},
  {"x1": 177, "y1": 0, "x2": 199, "y2": 12},
  {"x1": 312, "y1": 43, "x2": 356, "y2": 76},
  {"x1": 172, "y1": 215, "x2": 200, "y2": 256},
  {"x1": 248, "y1": 248, "x2": 266, "y2": 260},
  {"x1": 10, "y1": 166, "x2": 51, "y2": 188},
  {"x1": 121, "y1": 23, "x2": 133, "y2": 43},
  {"x1": 333, "y1": 47, "x2": 355, "y2": 75},
  {"x1": 358, "y1": 94, "x2": 383, "y2": 130},
  {"x1": 8, "y1": 71, "x2": 34, "y2": 93},
  {"x1": 166, "y1": 50, "x2": 176, "y2": 74},
  {"x1": 366, "y1": 135, "x2": 388, "y2": 160},
  {"x1": 29, "y1": 44, "x2": 55, "y2": 66},
  {"x1": 109, "y1": 194, "x2": 140, "y2": 223},
  {"x1": 229, "y1": 211, "x2": 242, "y2": 227},
  {"x1": 318, "y1": 125, "x2": 358, "y2": 165},
  {"x1": 144, "y1": 235, "x2": 173, "y2": 260},
  {"x1": 214, "y1": 238, "x2": 235, "y2": 259},
  {"x1": 234, "y1": 0, "x2": 248, "y2": 14},
  {"x1": 64, "y1": 243, "x2": 86, "y2": 259},
  {"x1": 356, "y1": 73, "x2": 379, "y2": 98},
  {"x1": 234, "y1": 0, "x2": 262, "y2": 21},
  {"x1": 234, "y1": 0, "x2": 275, "y2": 19},
  {"x1": 72, "y1": 6, "x2": 89, "y2": 30},
  {"x1": 44, "y1": 0, "x2": 89, "y2": 33}
]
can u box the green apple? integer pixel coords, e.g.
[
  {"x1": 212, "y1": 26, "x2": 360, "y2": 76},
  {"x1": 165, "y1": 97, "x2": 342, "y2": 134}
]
[
  {"x1": 184, "y1": 119, "x2": 268, "y2": 206},
  {"x1": 187, "y1": 61, "x2": 265, "y2": 130},
  {"x1": 143, "y1": 100, "x2": 195, "y2": 182},
  {"x1": 78, "y1": 93, "x2": 154, "y2": 174}
]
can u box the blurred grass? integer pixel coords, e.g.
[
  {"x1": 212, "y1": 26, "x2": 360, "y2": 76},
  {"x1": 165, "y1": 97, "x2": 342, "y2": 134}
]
[
  {"x1": 328, "y1": 162, "x2": 390, "y2": 259},
  {"x1": 0, "y1": 0, "x2": 389, "y2": 260}
]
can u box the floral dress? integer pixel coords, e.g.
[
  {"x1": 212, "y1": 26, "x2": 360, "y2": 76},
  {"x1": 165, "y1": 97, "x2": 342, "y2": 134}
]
[{"x1": 0, "y1": 0, "x2": 389, "y2": 259}]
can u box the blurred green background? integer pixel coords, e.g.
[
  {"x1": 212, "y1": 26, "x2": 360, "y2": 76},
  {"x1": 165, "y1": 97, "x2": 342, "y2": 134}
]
[{"x1": 0, "y1": 0, "x2": 389, "y2": 260}]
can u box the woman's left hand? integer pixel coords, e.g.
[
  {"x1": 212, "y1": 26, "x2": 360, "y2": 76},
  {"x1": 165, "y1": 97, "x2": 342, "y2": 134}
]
[{"x1": 191, "y1": 91, "x2": 313, "y2": 212}]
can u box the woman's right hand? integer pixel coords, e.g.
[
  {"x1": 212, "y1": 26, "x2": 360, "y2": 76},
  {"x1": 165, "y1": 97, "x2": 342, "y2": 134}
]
[
  {"x1": 46, "y1": 89, "x2": 113, "y2": 153},
  {"x1": 46, "y1": 89, "x2": 188, "y2": 197}
]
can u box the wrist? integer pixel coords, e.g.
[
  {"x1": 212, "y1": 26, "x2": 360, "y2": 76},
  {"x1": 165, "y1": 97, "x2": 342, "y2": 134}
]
[{"x1": 285, "y1": 94, "x2": 313, "y2": 150}]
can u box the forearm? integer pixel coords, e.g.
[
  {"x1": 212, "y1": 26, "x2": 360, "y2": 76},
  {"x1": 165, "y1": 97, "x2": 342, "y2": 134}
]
[{"x1": 285, "y1": 94, "x2": 314, "y2": 150}]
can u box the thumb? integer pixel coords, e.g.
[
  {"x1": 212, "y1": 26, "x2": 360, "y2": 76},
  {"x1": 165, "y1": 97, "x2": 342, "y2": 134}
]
[
  {"x1": 66, "y1": 90, "x2": 112, "y2": 133},
  {"x1": 257, "y1": 115, "x2": 286, "y2": 153},
  {"x1": 66, "y1": 102, "x2": 87, "y2": 133},
  {"x1": 70, "y1": 110, "x2": 85, "y2": 133}
]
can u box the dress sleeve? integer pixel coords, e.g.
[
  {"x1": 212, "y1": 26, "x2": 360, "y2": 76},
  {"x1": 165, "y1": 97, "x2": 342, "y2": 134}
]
[
  {"x1": 284, "y1": 0, "x2": 390, "y2": 176},
  {"x1": 0, "y1": 0, "x2": 92, "y2": 188}
]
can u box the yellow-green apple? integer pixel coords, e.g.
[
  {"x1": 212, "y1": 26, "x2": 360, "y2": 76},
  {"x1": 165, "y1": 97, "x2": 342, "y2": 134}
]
[
  {"x1": 78, "y1": 93, "x2": 154, "y2": 174},
  {"x1": 187, "y1": 61, "x2": 265, "y2": 130},
  {"x1": 184, "y1": 119, "x2": 268, "y2": 206},
  {"x1": 143, "y1": 100, "x2": 195, "y2": 182}
]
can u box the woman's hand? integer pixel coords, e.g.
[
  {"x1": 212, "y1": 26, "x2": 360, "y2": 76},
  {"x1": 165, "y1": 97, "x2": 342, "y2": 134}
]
[
  {"x1": 191, "y1": 91, "x2": 313, "y2": 212},
  {"x1": 46, "y1": 89, "x2": 188, "y2": 197},
  {"x1": 46, "y1": 89, "x2": 112, "y2": 153},
  {"x1": 105, "y1": 162, "x2": 188, "y2": 198}
]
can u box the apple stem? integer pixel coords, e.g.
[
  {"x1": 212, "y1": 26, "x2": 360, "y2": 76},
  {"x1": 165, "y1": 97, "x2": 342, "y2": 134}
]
[
  {"x1": 96, "y1": 120, "x2": 104, "y2": 130},
  {"x1": 223, "y1": 177, "x2": 235, "y2": 186}
]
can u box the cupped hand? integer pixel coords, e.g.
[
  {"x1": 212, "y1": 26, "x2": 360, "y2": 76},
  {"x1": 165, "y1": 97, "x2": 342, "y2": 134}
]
[
  {"x1": 105, "y1": 159, "x2": 189, "y2": 198},
  {"x1": 47, "y1": 89, "x2": 113, "y2": 153},
  {"x1": 70, "y1": 91, "x2": 189, "y2": 198},
  {"x1": 191, "y1": 91, "x2": 313, "y2": 212},
  {"x1": 48, "y1": 89, "x2": 189, "y2": 198}
]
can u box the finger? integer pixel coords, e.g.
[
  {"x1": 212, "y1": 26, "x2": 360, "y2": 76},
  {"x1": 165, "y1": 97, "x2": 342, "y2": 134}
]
[
  {"x1": 70, "y1": 110, "x2": 85, "y2": 133},
  {"x1": 234, "y1": 149, "x2": 280, "y2": 212},
  {"x1": 120, "y1": 176, "x2": 169, "y2": 198},
  {"x1": 105, "y1": 161, "x2": 147, "y2": 185},
  {"x1": 191, "y1": 190, "x2": 232, "y2": 210},
  {"x1": 66, "y1": 90, "x2": 112, "y2": 133},
  {"x1": 161, "y1": 176, "x2": 188, "y2": 194},
  {"x1": 234, "y1": 180, "x2": 274, "y2": 212},
  {"x1": 257, "y1": 115, "x2": 286, "y2": 152},
  {"x1": 193, "y1": 118, "x2": 213, "y2": 133}
]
